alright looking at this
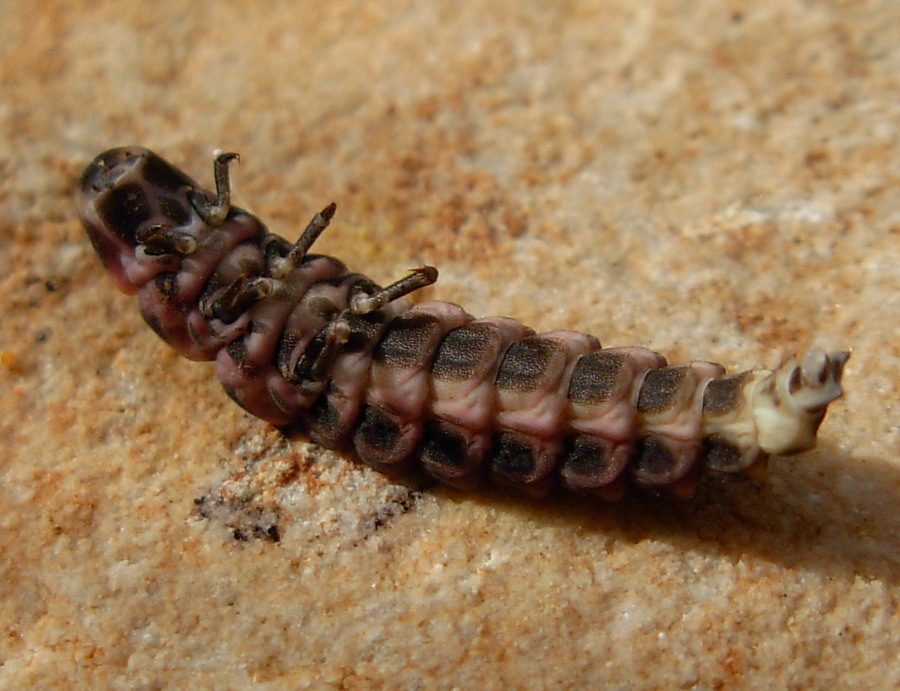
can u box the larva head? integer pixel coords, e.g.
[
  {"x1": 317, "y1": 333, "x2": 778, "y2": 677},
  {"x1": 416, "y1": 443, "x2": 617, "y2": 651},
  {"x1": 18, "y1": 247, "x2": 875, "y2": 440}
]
[
  {"x1": 752, "y1": 349, "x2": 849, "y2": 455},
  {"x1": 78, "y1": 147, "x2": 199, "y2": 294}
]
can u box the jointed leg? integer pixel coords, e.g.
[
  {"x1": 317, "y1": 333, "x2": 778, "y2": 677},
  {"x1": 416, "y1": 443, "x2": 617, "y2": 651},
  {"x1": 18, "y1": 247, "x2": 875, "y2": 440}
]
[
  {"x1": 269, "y1": 203, "x2": 338, "y2": 277},
  {"x1": 295, "y1": 265, "x2": 439, "y2": 383},
  {"x1": 135, "y1": 224, "x2": 199, "y2": 256},
  {"x1": 190, "y1": 152, "x2": 240, "y2": 226},
  {"x1": 349, "y1": 266, "x2": 439, "y2": 315}
]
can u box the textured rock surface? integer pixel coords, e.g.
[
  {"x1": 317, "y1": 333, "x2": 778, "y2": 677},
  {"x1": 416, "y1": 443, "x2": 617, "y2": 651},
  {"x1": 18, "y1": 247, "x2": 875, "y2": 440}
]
[{"x1": 1, "y1": 1, "x2": 897, "y2": 687}]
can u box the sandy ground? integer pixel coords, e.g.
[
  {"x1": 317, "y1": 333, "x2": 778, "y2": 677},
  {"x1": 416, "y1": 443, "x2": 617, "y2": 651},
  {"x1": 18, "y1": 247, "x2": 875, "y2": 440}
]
[{"x1": 1, "y1": 1, "x2": 898, "y2": 688}]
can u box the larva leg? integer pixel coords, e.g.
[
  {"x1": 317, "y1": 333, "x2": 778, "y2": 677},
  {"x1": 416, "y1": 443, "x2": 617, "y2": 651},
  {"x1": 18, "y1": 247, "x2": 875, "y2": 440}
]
[
  {"x1": 296, "y1": 265, "x2": 449, "y2": 432},
  {"x1": 270, "y1": 207, "x2": 438, "y2": 383},
  {"x1": 200, "y1": 275, "x2": 276, "y2": 323},
  {"x1": 349, "y1": 266, "x2": 439, "y2": 315},
  {"x1": 306, "y1": 268, "x2": 441, "y2": 402},
  {"x1": 189, "y1": 152, "x2": 240, "y2": 226},
  {"x1": 304, "y1": 316, "x2": 353, "y2": 382},
  {"x1": 305, "y1": 302, "x2": 413, "y2": 448},
  {"x1": 135, "y1": 224, "x2": 199, "y2": 256},
  {"x1": 269, "y1": 203, "x2": 338, "y2": 277}
]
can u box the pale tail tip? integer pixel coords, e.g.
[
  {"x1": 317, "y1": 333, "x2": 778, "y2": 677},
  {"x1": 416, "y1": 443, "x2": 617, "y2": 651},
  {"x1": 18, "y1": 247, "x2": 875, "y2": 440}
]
[{"x1": 795, "y1": 348, "x2": 849, "y2": 410}]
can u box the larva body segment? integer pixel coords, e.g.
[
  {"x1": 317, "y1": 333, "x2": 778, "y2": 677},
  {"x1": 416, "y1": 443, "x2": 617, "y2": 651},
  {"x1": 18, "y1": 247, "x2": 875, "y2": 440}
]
[{"x1": 78, "y1": 147, "x2": 849, "y2": 499}]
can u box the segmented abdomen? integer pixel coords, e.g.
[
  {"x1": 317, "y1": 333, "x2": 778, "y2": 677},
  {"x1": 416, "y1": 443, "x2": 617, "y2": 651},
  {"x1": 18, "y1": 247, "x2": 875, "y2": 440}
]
[{"x1": 78, "y1": 147, "x2": 848, "y2": 499}]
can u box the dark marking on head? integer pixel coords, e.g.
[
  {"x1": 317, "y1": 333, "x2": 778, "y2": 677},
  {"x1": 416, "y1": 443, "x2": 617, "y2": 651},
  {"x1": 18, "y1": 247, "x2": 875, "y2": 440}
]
[
  {"x1": 637, "y1": 366, "x2": 686, "y2": 414},
  {"x1": 703, "y1": 372, "x2": 749, "y2": 414},
  {"x1": 139, "y1": 151, "x2": 195, "y2": 193},
  {"x1": 83, "y1": 222, "x2": 118, "y2": 271},
  {"x1": 80, "y1": 148, "x2": 144, "y2": 196},
  {"x1": 96, "y1": 182, "x2": 152, "y2": 243},
  {"x1": 373, "y1": 312, "x2": 441, "y2": 369},
  {"x1": 158, "y1": 196, "x2": 191, "y2": 226},
  {"x1": 568, "y1": 351, "x2": 625, "y2": 404},
  {"x1": 495, "y1": 337, "x2": 558, "y2": 392},
  {"x1": 432, "y1": 323, "x2": 495, "y2": 381}
]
